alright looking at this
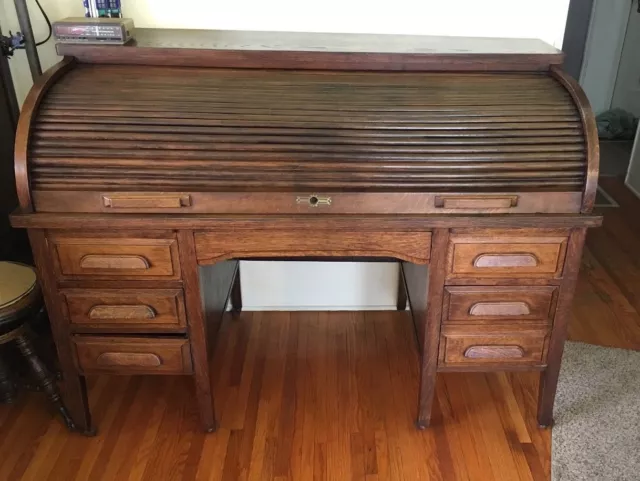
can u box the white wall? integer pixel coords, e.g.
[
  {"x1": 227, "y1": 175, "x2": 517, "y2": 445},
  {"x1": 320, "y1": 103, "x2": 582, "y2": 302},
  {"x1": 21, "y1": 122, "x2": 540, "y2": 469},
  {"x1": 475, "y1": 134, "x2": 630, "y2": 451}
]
[{"x1": 1, "y1": 0, "x2": 571, "y2": 309}]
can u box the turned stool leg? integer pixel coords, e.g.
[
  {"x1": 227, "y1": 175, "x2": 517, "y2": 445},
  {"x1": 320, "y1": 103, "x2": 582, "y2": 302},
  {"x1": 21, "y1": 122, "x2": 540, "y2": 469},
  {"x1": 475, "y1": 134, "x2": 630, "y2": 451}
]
[
  {"x1": 231, "y1": 263, "x2": 242, "y2": 318},
  {"x1": 14, "y1": 331, "x2": 75, "y2": 430},
  {"x1": 0, "y1": 355, "x2": 17, "y2": 404}
]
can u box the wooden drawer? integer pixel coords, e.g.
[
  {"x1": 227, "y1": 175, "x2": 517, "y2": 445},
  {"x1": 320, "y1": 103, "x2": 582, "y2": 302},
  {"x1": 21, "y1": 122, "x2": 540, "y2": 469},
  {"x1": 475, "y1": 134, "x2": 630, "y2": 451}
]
[
  {"x1": 446, "y1": 233, "x2": 568, "y2": 279},
  {"x1": 73, "y1": 336, "x2": 193, "y2": 375},
  {"x1": 194, "y1": 230, "x2": 432, "y2": 264},
  {"x1": 438, "y1": 325, "x2": 550, "y2": 368},
  {"x1": 443, "y1": 286, "x2": 557, "y2": 324},
  {"x1": 49, "y1": 234, "x2": 180, "y2": 280},
  {"x1": 61, "y1": 289, "x2": 187, "y2": 332}
]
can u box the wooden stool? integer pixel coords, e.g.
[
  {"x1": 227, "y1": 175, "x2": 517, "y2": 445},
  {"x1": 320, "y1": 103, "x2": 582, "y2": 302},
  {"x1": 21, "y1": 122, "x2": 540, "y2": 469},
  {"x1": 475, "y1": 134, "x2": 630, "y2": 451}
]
[{"x1": 0, "y1": 261, "x2": 74, "y2": 430}]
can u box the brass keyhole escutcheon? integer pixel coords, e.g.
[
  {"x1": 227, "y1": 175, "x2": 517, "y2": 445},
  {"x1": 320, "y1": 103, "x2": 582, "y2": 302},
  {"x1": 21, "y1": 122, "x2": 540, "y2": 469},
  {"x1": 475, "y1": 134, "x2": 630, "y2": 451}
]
[{"x1": 296, "y1": 194, "x2": 332, "y2": 207}]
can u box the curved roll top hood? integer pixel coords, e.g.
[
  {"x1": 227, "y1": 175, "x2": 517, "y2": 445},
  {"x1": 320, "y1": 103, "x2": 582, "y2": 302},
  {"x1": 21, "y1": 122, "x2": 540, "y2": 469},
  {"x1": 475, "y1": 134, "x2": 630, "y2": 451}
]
[{"x1": 17, "y1": 59, "x2": 598, "y2": 215}]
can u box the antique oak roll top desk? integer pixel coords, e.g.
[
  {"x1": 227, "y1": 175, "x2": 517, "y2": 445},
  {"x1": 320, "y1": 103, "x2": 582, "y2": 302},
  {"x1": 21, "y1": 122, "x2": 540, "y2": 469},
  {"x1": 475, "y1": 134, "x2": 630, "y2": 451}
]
[{"x1": 10, "y1": 29, "x2": 601, "y2": 434}]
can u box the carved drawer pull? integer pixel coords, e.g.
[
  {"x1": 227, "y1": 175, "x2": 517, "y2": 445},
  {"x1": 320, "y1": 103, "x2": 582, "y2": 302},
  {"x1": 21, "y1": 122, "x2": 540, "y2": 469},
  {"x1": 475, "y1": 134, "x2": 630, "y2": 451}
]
[
  {"x1": 102, "y1": 194, "x2": 191, "y2": 209},
  {"x1": 80, "y1": 254, "x2": 150, "y2": 270},
  {"x1": 469, "y1": 302, "x2": 531, "y2": 317},
  {"x1": 473, "y1": 253, "x2": 538, "y2": 268},
  {"x1": 96, "y1": 352, "x2": 162, "y2": 367},
  {"x1": 88, "y1": 305, "x2": 157, "y2": 320},
  {"x1": 435, "y1": 195, "x2": 518, "y2": 209},
  {"x1": 464, "y1": 345, "x2": 525, "y2": 359}
]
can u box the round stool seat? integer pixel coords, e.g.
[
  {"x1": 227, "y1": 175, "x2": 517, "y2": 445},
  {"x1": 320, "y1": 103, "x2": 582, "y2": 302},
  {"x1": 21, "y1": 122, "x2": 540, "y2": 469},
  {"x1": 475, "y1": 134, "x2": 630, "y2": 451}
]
[
  {"x1": 0, "y1": 262, "x2": 39, "y2": 336},
  {"x1": 0, "y1": 262, "x2": 37, "y2": 309}
]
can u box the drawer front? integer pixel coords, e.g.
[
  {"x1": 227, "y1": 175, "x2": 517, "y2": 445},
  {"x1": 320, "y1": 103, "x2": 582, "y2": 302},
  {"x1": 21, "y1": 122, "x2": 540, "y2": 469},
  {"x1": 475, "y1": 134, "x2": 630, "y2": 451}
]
[
  {"x1": 447, "y1": 234, "x2": 568, "y2": 279},
  {"x1": 439, "y1": 325, "x2": 550, "y2": 367},
  {"x1": 195, "y1": 230, "x2": 432, "y2": 264},
  {"x1": 50, "y1": 234, "x2": 180, "y2": 279},
  {"x1": 62, "y1": 289, "x2": 186, "y2": 332},
  {"x1": 73, "y1": 336, "x2": 192, "y2": 374},
  {"x1": 444, "y1": 286, "x2": 557, "y2": 323}
]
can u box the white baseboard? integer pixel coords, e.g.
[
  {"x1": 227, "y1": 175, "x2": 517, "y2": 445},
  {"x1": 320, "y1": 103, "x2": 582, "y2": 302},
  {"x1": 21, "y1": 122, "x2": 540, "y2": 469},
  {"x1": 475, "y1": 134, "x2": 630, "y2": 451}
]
[{"x1": 241, "y1": 304, "x2": 401, "y2": 311}]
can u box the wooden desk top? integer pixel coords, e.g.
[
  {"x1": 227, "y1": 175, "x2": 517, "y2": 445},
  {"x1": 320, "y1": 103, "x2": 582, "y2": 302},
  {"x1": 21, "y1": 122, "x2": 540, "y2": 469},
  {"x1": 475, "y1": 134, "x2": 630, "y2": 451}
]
[{"x1": 56, "y1": 28, "x2": 563, "y2": 71}]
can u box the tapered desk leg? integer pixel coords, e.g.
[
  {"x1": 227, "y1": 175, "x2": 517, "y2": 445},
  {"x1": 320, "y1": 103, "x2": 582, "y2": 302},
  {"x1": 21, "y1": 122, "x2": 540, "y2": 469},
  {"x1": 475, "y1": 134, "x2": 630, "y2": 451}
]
[
  {"x1": 231, "y1": 263, "x2": 242, "y2": 318},
  {"x1": 178, "y1": 231, "x2": 216, "y2": 432},
  {"x1": 403, "y1": 229, "x2": 449, "y2": 429},
  {"x1": 396, "y1": 264, "x2": 408, "y2": 311},
  {"x1": 28, "y1": 229, "x2": 95, "y2": 435},
  {"x1": 538, "y1": 228, "x2": 586, "y2": 427}
]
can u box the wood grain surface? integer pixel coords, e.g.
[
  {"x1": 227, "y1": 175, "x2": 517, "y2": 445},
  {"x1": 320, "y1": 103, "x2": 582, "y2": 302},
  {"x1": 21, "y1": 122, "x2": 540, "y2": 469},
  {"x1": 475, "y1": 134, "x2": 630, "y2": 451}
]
[
  {"x1": 195, "y1": 229, "x2": 432, "y2": 265},
  {"x1": 2, "y1": 182, "x2": 639, "y2": 481},
  {"x1": 56, "y1": 28, "x2": 563, "y2": 71},
  {"x1": 23, "y1": 63, "x2": 592, "y2": 217}
]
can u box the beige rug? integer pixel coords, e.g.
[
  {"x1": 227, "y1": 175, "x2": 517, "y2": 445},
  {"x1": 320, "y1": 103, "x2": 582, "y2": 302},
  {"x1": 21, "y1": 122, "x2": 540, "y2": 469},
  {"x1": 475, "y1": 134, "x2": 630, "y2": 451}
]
[{"x1": 553, "y1": 341, "x2": 640, "y2": 481}]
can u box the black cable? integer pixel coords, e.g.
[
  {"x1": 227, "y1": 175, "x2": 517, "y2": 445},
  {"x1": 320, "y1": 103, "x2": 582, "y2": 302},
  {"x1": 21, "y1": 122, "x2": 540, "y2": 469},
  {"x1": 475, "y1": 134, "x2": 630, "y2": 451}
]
[
  {"x1": 14, "y1": 0, "x2": 51, "y2": 49},
  {"x1": 33, "y1": 0, "x2": 52, "y2": 46}
]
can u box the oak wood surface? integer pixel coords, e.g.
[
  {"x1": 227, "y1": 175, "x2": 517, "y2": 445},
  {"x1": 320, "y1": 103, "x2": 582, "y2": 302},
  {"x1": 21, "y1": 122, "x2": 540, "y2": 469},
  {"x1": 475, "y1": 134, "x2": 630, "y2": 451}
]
[
  {"x1": 446, "y1": 232, "x2": 568, "y2": 279},
  {"x1": 49, "y1": 234, "x2": 181, "y2": 280},
  {"x1": 178, "y1": 232, "x2": 238, "y2": 432},
  {"x1": 443, "y1": 286, "x2": 557, "y2": 323},
  {"x1": 550, "y1": 67, "x2": 599, "y2": 214},
  {"x1": 19, "y1": 60, "x2": 595, "y2": 216},
  {"x1": 438, "y1": 324, "x2": 550, "y2": 367},
  {"x1": 416, "y1": 229, "x2": 450, "y2": 428},
  {"x1": 73, "y1": 336, "x2": 192, "y2": 375},
  {"x1": 195, "y1": 230, "x2": 432, "y2": 265},
  {"x1": 14, "y1": 58, "x2": 76, "y2": 211},
  {"x1": 26, "y1": 229, "x2": 93, "y2": 434},
  {"x1": 10, "y1": 212, "x2": 604, "y2": 231},
  {"x1": 31, "y1": 191, "x2": 585, "y2": 215},
  {"x1": 536, "y1": 228, "x2": 586, "y2": 427},
  {"x1": 2, "y1": 179, "x2": 637, "y2": 481},
  {"x1": 56, "y1": 28, "x2": 563, "y2": 71},
  {"x1": 61, "y1": 288, "x2": 187, "y2": 332},
  {"x1": 4, "y1": 31, "x2": 604, "y2": 476}
]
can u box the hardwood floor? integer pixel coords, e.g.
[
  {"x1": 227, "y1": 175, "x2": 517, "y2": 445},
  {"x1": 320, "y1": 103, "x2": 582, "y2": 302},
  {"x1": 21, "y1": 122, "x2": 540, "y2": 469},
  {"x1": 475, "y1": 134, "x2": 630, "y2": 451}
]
[{"x1": 1, "y1": 177, "x2": 639, "y2": 481}]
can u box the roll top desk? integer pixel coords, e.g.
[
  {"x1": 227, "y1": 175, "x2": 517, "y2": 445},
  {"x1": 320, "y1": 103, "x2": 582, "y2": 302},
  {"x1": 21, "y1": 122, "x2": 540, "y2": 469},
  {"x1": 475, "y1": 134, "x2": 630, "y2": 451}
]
[{"x1": 10, "y1": 29, "x2": 601, "y2": 434}]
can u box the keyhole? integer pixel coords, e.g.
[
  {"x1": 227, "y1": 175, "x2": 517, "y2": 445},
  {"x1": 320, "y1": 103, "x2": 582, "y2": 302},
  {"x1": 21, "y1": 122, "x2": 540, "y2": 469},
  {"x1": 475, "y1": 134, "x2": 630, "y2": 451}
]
[{"x1": 309, "y1": 196, "x2": 319, "y2": 206}]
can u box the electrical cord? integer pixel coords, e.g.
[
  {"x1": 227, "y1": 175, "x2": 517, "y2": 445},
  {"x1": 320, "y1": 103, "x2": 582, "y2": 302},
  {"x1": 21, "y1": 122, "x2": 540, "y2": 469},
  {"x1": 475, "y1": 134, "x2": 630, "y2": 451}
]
[
  {"x1": 14, "y1": 0, "x2": 52, "y2": 49},
  {"x1": 1, "y1": 0, "x2": 51, "y2": 57},
  {"x1": 32, "y1": 0, "x2": 52, "y2": 46},
  {"x1": 33, "y1": 0, "x2": 52, "y2": 46}
]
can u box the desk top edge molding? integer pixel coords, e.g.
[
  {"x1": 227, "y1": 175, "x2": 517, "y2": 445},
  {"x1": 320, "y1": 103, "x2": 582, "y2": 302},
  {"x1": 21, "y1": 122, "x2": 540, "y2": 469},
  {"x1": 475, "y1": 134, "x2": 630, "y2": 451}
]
[{"x1": 56, "y1": 28, "x2": 564, "y2": 71}]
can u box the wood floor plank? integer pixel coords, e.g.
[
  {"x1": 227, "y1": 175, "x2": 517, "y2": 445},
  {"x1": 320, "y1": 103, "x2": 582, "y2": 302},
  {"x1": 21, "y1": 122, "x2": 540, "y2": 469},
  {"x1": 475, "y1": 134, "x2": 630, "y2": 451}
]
[
  {"x1": 0, "y1": 307, "x2": 619, "y2": 481},
  {"x1": 38, "y1": 375, "x2": 111, "y2": 481},
  {"x1": 599, "y1": 176, "x2": 640, "y2": 240},
  {"x1": 71, "y1": 377, "x2": 134, "y2": 481},
  {"x1": 586, "y1": 224, "x2": 640, "y2": 315},
  {"x1": 570, "y1": 249, "x2": 640, "y2": 349}
]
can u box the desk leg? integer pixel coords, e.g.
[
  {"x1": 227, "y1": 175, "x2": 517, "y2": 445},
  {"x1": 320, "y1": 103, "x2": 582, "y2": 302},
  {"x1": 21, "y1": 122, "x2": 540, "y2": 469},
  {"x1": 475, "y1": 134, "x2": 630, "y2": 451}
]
[
  {"x1": 178, "y1": 231, "x2": 217, "y2": 432},
  {"x1": 231, "y1": 264, "x2": 242, "y2": 318},
  {"x1": 404, "y1": 228, "x2": 449, "y2": 429},
  {"x1": 537, "y1": 228, "x2": 586, "y2": 427},
  {"x1": 396, "y1": 264, "x2": 408, "y2": 311},
  {"x1": 28, "y1": 229, "x2": 94, "y2": 435}
]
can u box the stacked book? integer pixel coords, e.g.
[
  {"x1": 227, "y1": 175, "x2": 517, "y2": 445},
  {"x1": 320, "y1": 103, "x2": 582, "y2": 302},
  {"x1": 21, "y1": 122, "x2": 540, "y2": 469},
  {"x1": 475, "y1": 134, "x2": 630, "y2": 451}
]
[{"x1": 84, "y1": 0, "x2": 122, "y2": 18}]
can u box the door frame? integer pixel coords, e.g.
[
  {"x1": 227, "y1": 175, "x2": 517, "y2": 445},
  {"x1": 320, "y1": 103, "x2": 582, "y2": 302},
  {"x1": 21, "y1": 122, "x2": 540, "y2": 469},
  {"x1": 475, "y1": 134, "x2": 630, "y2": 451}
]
[{"x1": 579, "y1": 0, "x2": 632, "y2": 114}]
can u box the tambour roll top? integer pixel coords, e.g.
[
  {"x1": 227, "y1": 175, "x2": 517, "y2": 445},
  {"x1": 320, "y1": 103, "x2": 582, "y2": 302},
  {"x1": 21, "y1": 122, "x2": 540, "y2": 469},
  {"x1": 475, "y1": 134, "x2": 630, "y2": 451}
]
[{"x1": 16, "y1": 29, "x2": 599, "y2": 216}]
